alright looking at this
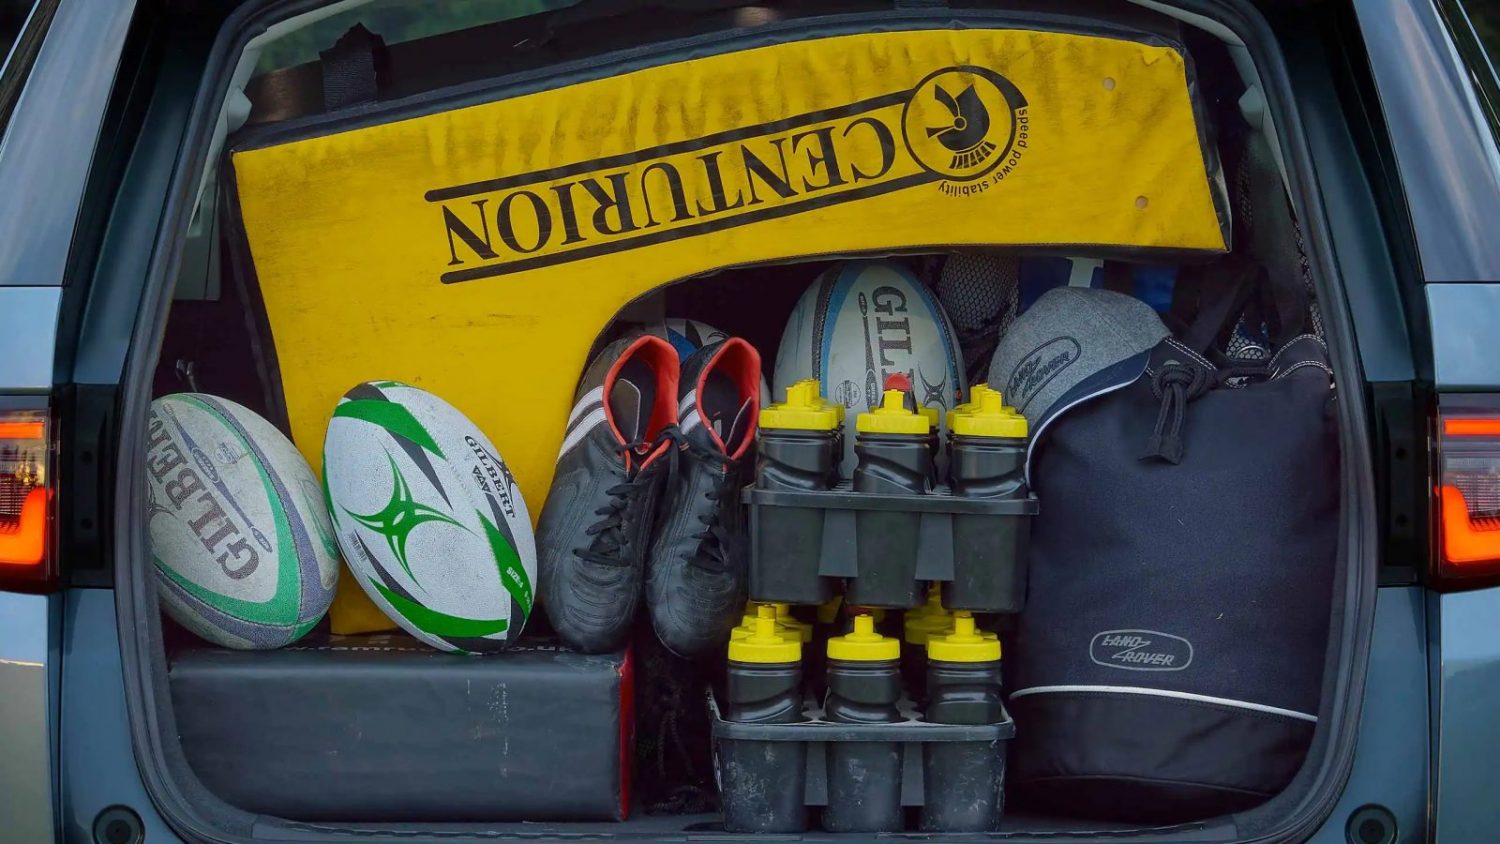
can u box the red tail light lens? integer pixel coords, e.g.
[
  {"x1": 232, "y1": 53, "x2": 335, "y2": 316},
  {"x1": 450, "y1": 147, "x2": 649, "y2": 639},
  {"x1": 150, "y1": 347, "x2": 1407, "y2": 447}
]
[
  {"x1": 1437, "y1": 412, "x2": 1500, "y2": 582},
  {"x1": 0, "y1": 409, "x2": 53, "y2": 588}
]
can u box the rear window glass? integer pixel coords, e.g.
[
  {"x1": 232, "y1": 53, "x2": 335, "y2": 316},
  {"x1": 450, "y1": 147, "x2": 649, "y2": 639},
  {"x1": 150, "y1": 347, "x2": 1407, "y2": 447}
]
[
  {"x1": 0, "y1": 0, "x2": 46, "y2": 141},
  {"x1": 253, "y1": 0, "x2": 577, "y2": 75}
]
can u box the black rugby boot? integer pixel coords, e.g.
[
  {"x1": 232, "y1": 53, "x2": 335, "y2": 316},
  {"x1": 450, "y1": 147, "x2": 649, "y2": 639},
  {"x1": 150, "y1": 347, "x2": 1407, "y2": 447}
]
[
  {"x1": 539, "y1": 334, "x2": 678, "y2": 653},
  {"x1": 646, "y1": 337, "x2": 761, "y2": 658}
]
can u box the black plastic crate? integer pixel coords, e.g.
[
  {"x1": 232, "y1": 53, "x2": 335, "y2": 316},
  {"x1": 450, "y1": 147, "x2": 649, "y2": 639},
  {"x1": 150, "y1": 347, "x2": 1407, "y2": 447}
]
[
  {"x1": 744, "y1": 482, "x2": 1037, "y2": 611},
  {"x1": 710, "y1": 691, "x2": 1014, "y2": 833}
]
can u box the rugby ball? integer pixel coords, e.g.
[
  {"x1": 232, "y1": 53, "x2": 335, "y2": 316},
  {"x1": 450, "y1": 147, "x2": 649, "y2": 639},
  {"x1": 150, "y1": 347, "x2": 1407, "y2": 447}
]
[
  {"x1": 323, "y1": 382, "x2": 536, "y2": 654},
  {"x1": 662, "y1": 318, "x2": 771, "y2": 407},
  {"x1": 773, "y1": 260, "x2": 965, "y2": 475},
  {"x1": 146, "y1": 394, "x2": 339, "y2": 649}
]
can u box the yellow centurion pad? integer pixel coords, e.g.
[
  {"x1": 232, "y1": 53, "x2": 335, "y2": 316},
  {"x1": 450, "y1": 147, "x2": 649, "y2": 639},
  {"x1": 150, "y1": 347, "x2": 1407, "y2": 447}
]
[{"x1": 230, "y1": 27, "x2": 1224, "y2": 631}]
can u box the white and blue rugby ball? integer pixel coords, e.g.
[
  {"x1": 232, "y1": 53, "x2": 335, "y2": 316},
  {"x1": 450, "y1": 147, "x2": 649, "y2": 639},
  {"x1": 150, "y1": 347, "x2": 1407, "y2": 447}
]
[
  {"x1": 774, "y1": 260, "x2": 965, "y2": 475},
  {"x1": 146, "y1": 394, "x2": 339, "y2": 649},
  {"x1": 322, "y1": 382, "x2": 536, "y2": 654}
]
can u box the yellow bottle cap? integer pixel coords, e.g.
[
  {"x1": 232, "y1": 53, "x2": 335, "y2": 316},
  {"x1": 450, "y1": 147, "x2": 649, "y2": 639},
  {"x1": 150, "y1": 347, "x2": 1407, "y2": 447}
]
[
  {"x1": 729, "y1": 605, "x2": 803, "y2": 663},
  {"x1": 952, "y1": 390, "x2": 1028, "y2": 438},
  {"x1": 856, "y1": 390, "x2": 932, "y2": 435},
  {"x1": 773, "y1": 603, "x2": 814, "y2": 644},
  {"x1": 946, "y1": 384, "x2": 1007, "y2": 428},
  {"x1": 904, "y1": 586, "x2": 935, "y2": 624},
  {"x1": 903, "y1": 584, "x2": 950, "y2": 645},
  {"x1": 945, "y1": 405, "x2": 970, "y2": 432},
  {"x1": 796, "y1": 379, "x2": 846, "y2": 425},
  {"x1": 907, "y1": 611, "x2": 956, "y2": 646},
  {"x1": 733, "y1": 603, "x2": 809, "y2": 643},
  {"x1": 827, "y1": 614, "x2": 900, "y2": 661},
  {"x1": 904, "y1": 616, "x2": 998, "y2": 645},
  {"x1": 926, "y1": 611, "x2": 1002, "y2": 663},
  {"x1": 761, "y1": 381, "x2": 841, "y2": 431}
]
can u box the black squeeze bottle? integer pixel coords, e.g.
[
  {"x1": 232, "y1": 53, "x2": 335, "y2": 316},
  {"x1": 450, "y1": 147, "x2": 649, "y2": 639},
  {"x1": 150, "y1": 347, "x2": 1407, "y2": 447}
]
[
  {"x1": 920, "y1": 611, "x2": 1005, "y2": 832},
  {"x1": 753, "y1": 380, "x2": 842, "y2": 604},
  {"x1": 848, "y1": 388, "x2": 933, "y2": 608},
  {"x1": 722, "y1": 605, "x2": 808, "y2": 833},
  {"x1": 886, "y1": 371, "x2": 942, "y2": 488},
  {"x1": 822, "y1": 613, "x2": 904, "y2": 833},
  {"x1": 945, "y1": 387, "x2": 1029, "y2": 611},
  {"x1": 947, "y1": 387, "x2": 1025, "y2": 496}
]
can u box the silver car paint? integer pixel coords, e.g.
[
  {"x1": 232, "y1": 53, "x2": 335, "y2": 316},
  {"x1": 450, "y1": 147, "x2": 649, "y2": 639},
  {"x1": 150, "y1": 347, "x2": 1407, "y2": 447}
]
[{"x1": 0, "y1": 286, "x2": 61, "y2": 392}]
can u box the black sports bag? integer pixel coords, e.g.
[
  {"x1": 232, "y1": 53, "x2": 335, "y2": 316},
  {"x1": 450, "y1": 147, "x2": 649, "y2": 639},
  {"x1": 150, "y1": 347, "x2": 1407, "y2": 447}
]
[
  {"x1": 1002, "y1": 334, "x2": 1344, "y2": 821},
  {"x1": 1003, "y1": 128, "x2": 1339, "y2": 821},
  {"x1": 1006, "y1": 323, "x2": 1337, "y2": 822}
]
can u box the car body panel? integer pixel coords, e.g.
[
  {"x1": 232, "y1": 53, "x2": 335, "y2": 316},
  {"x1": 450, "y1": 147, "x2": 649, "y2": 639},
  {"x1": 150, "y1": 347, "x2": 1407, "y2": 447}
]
[
  {"x1": 1429, "y1": 585, "x2": 1500, "y2": 843},
  {"x1": 1352, "y1": 0, "x2": 1500, "y2": 283},
  {"x1": 1426, "y1": 283, "x2": 1500, "y2": 388},
  {"x1": 1281, "y1": 5, "x2": 1416, "y2": 384},
  {"x1": 0, "y1": 0, "x2": 137, "y2": 286},
  {"x1": 60, "y1": 589, "x2": 177, "y2": 844},
  {"x1": 0, "y1": 590, "x2": 60, "y2": 844},
  {"x1": 1309, "y1": 587, "x2": 1429, "y2": 843},
  {"x1": 0, "y1": 286, "x2": 62, "y2": 391}
]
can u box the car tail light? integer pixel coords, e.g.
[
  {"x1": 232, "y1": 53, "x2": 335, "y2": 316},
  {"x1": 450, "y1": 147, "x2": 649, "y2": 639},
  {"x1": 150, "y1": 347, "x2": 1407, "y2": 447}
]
[
  {"x1": 1436, "y1": 409, "x2": 1500, "y2": 584},
  {"x1": 0, "y1": 408, "x2": 55, "y2": 590}
]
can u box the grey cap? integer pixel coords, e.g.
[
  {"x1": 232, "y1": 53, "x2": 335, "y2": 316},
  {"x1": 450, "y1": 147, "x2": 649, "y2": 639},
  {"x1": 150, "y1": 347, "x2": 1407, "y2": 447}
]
[{"x1": 988, "y1": 287, "x2": 1169, "y2": 423}]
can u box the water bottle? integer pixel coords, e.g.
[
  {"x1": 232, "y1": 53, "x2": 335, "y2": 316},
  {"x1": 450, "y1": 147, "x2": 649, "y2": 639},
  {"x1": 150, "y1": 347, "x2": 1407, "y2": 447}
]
[
  {"x1": 849, "y1": 389, "x2": 932, "y2": 608},
  {"x1": 946, "y1": 389, "x2": 1028, "y2": 611},
  {"x1": 920, "y1": 611, "x2": 1005, "y2": 832},
  {"x1": 722, "y1": 605, "x2": 808, "y2": 832},
  {"x1": 822, "y1": 614, "x2": 904, "y2": 833},
  {"x1": 754, "y1": 381, "x2": 842, "y2": 604}
]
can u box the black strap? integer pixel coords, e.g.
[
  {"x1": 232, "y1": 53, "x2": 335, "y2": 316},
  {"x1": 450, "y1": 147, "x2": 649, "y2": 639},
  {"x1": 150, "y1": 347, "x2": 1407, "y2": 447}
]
[
  {"x1": 319, "y1": 24, "x2": 387, "y2": 111},
  {"x1": 1165, "y1": 264, "x2": 1203, "y2": 337},
  {"x1": 1178, "y1": 264, "x2": 1262, "y2": 356},
  {"x1": 1141, "y1": 356, "x2": 1213, "y2": 464}
]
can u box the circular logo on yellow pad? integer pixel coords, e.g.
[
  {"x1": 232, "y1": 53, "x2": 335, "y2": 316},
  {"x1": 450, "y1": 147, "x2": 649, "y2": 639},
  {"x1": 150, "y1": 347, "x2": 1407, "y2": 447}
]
[{"x1": 902, "y1": 66, "x2": 1028, "y2": 181}]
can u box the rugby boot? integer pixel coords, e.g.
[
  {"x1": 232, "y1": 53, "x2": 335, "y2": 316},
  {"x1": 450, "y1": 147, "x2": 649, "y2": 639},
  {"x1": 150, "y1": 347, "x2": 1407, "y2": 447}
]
[
  {"x1": 647, "y1": 337, "x2": 762, "y2": 658},
  {"x1": 539, "y1": 334, "x2": 679, "y2": 653}
]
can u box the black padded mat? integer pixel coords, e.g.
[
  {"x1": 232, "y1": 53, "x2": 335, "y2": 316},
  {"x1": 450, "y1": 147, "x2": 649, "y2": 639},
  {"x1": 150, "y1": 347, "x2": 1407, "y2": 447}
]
[{"x1": 169, "y1": 633, "x2": 629, "y2": 823}]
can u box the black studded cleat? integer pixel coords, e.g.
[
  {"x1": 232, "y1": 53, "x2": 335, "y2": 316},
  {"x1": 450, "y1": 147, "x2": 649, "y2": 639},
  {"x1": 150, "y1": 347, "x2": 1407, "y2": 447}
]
[
  {"x1": 539, "y1": 334, "x2": 679, "y2": 653},
  {"x1": 647, "y1": 337, "x2": 762, "y2": 658}
]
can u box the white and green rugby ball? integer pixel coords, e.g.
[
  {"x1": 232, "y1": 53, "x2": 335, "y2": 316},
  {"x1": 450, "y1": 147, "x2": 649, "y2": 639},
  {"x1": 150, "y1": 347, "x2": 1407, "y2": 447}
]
[
  {"x1": 323, "y1": 382, "x2": 536, "y2": 653},
  {"x1": 146, "y1": 394, "x2": 339, "y2": 649}
]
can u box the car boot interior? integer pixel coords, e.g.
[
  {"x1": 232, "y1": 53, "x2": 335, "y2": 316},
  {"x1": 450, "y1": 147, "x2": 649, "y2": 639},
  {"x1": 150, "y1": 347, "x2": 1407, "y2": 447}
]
[{"x1": 119, "y1": 1, "x2": 1375, "y2": 841}]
